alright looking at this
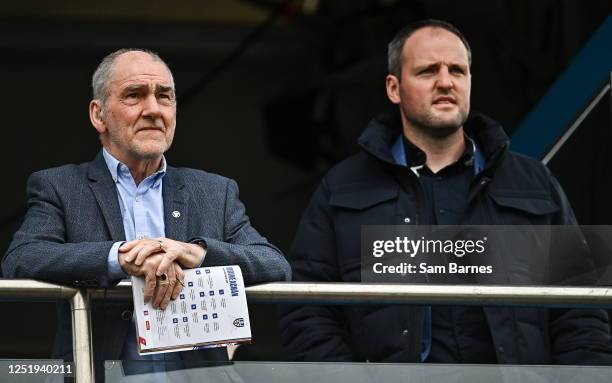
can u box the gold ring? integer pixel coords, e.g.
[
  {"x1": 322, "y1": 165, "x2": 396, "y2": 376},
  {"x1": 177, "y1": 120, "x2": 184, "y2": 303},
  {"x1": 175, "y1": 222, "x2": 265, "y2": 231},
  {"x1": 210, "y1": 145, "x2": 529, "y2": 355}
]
[
  {"x1": 158, "y1": 240, "x2": 164, "y2": 252},
  {"x1": 159, "y1": 273, "x2": 168, "y2": 281}
]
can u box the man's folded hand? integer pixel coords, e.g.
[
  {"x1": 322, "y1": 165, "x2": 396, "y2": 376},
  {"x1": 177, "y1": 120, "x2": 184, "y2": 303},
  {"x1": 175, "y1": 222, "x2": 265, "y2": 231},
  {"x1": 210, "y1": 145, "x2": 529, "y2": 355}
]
[{"x1": 119, "y1": 251, "x2": 185, "y2": 310}]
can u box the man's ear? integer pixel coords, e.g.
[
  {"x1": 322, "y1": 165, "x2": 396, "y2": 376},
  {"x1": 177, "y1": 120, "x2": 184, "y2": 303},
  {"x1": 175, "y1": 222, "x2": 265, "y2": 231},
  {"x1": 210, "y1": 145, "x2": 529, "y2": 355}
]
[
  {"x1": 89, "y1": 100, "x2": 106, "y2": 134},
  {"x1": 386, "y1": 74, "x2": 401, "y2": 105}
]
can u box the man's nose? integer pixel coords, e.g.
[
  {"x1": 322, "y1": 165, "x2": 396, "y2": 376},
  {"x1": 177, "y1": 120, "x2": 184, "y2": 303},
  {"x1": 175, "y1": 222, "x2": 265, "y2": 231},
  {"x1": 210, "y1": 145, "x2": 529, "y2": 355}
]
[
  {"x1": 435, "y1": 67, "x2": 454, "y2": 90},
  {"x1": 142, "y1": 93, "x2": 162, "y2": 117}
]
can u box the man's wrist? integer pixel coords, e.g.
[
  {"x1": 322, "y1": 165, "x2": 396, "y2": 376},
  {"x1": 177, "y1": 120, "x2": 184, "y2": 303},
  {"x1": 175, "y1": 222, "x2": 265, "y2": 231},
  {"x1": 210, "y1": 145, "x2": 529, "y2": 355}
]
[
  {"x1": 108, "y1": 241, "x2": 128, "y2": 279},
  {"x1": 190, "y1": 239, "x2": 207, "y2": 267}
]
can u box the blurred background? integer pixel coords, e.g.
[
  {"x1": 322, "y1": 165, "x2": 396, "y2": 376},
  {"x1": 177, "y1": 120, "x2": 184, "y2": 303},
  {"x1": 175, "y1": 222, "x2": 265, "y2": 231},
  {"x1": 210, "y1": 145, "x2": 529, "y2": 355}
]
[{"x1": 0, "y1": 0, "x2": 610, "y2": 361}]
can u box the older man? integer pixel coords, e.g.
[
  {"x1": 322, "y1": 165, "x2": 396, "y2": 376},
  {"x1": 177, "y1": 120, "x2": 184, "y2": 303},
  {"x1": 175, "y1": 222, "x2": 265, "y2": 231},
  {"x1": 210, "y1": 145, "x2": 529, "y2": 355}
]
[
  {"x1": 280, "y1": 19, "x2": 612, "y2": 365},
  {"x1": 3, "y1": 49, "x2": 290, "y2": 376}
]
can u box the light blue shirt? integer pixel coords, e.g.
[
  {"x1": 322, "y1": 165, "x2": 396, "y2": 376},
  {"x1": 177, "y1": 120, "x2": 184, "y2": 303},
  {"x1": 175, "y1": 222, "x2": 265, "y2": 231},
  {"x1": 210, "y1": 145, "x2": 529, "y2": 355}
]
[
  {"x1": 104, "y1": 148, "x2": 167, "y2": 280},
  {"x1": 103, "y1": 148, "x2": 178, "y2": 366}
]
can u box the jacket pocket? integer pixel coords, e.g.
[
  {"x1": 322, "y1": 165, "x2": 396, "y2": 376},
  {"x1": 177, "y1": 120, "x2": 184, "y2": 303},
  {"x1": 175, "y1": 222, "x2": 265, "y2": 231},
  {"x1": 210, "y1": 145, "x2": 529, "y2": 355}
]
[
  {"x1": 485, "y1": 190, "x2": 559, "y2": 283},
  {"x1": 328, "y1": 186, "x2": 401, "y2": 265},
  {"x1": 329, "y1": 187, "x2": 398, "y2": 210},
  {"x1": 488, "y1": 190, "x2": 559, "y2": 216}
]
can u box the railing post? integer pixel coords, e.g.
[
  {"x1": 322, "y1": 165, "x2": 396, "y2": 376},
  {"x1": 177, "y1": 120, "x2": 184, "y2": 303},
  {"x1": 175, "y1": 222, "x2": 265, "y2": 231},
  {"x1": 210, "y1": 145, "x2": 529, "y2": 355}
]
[{"x1": 70, "y1": 288, "x2": 94, "y2": 383}]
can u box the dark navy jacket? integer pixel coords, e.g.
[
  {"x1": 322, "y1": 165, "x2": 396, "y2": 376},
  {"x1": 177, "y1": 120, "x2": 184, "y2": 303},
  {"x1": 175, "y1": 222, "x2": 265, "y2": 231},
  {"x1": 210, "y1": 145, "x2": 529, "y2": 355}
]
[{"x1": 279, "y1": 112, "x2": 612, "y2": 365}]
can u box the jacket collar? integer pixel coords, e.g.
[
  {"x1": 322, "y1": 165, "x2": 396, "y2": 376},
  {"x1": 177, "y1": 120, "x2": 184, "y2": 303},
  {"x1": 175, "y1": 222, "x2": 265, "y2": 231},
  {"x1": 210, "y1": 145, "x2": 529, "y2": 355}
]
[
  {"x1": 358, "y1": 110, "x2": 510, "y2": 172},
  {"x1": 87, "y1": 150, "x2": 189, "y2": 242}
]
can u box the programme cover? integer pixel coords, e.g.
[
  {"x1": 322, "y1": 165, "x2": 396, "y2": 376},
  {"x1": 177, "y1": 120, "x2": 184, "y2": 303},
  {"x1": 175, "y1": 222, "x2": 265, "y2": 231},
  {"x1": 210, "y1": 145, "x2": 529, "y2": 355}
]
[{"x1": 131, "y1": 265, "x2": 251, "y2": 354}]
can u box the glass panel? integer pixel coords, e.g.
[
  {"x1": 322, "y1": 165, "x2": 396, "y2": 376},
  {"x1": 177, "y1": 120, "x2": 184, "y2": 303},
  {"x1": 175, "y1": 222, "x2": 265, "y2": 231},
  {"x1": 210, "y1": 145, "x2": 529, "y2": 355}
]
[{"x1": 103, "y1": 361, "x2": 612, "y2": 383}]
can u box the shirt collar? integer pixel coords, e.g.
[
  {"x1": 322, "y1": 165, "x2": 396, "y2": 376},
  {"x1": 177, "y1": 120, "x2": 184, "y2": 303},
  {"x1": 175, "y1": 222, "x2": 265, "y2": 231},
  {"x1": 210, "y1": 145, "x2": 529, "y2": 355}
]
[
  {"x1": 391, "y1": 133, "x2": 484, "y2": 174},
  {"x1": 102, "y1": 147, "x2": 167, "y2": 184}
]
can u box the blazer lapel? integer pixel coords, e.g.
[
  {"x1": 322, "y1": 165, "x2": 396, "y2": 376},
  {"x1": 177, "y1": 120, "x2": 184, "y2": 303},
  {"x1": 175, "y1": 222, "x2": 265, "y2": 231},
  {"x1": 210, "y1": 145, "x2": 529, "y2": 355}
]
[
  {"x1": 87, "y1": 151, "x2": 126, "y2": 242},
  {"x1": 163, "y1": 167, "x2": 188, "y2": 241}
]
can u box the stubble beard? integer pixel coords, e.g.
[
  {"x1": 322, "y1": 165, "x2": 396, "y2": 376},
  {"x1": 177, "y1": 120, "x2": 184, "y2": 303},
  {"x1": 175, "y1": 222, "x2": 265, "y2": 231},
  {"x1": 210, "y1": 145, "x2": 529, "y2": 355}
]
[
  {"x1": 106, "y1": 129, "x2": 171, "y2": 162},
  {"x1": 405, "y1": 106, "x2": 469, "y2": 140}
]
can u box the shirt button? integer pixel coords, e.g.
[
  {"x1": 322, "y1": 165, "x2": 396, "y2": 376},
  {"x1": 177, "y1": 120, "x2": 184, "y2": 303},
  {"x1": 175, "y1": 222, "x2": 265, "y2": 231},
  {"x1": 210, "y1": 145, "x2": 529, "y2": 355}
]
[
  {"x1": 402, "y1": 329, "x2": 409, "y2": 336},
  {"x1": 404, "y1": 217, "x2": 411, "y2": 223},
  {"x1": 137, "y1": 235, "x2": 144, "y2": 240},
  {"x1": 135, "y1": 196, "x2": 141, "y2": 202}
]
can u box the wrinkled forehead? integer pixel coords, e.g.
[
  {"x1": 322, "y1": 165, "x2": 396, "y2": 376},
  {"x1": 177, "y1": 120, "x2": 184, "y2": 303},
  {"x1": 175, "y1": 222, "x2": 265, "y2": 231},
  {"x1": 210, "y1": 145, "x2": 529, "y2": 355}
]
[{"x1": 109, "y1": 51, "x2": 174, "y2": 89}]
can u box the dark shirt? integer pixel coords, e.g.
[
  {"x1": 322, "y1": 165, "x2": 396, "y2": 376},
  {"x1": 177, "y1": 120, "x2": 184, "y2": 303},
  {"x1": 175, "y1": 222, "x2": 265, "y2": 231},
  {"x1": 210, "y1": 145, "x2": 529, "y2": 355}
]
[{"x1": 402, "y1": 135, "x2": 497, "y2": 364}]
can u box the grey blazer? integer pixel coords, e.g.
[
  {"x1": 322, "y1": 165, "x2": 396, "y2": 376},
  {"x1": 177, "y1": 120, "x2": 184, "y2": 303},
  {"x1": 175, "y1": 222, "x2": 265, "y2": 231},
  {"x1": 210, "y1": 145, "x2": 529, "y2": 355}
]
[{"x1": 2, "y1": 151, "x2": 290, "y2": 370}]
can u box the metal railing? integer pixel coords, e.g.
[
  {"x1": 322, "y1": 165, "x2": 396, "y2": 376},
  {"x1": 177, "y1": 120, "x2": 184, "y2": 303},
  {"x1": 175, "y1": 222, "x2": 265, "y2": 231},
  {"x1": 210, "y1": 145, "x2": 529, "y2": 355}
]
[{"x1": 2, "y1": 279, "x2": 612, "y2": 382}]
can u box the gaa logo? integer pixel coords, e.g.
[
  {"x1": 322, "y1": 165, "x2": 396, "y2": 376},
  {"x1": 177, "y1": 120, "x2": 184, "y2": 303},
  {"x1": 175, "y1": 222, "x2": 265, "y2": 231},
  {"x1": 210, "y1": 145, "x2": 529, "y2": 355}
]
[{"x1": 233, "y1": 318, "x2": 245, "y2": 327}]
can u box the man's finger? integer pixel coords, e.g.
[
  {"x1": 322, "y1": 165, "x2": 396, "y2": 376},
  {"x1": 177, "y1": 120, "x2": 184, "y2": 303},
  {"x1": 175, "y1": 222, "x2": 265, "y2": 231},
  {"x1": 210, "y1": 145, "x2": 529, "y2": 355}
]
[
  {"x1": 153, "y1": 272, "x2": 171, "y2": 309},
  {"x1": 123, "y1": 243, "x2": 145, "y2": 263},
  {"x1": 171, "y1": 263, "x2": 184, "y2": 300},
  {"x1": 160, "y1": 283, "x2": 174, "y2": 309},
  {"x1": 134, "y1": 242, "x2": 159, "y2": 266},
  {"x1": 119, "y1": 240, "x2": 139, "y2": 252},
  {"x1": 159, "y1": 267, "x2": 176, "y2": 310},
  {"x1": 156, "y1": 253, "x2": 175, "y2": 278},
  {"x1": 153, "y1": 284, "x2": 169, "y2": 309},
  {"x1": 143, "y1": 272, "x2": 157, "y2": 303}
]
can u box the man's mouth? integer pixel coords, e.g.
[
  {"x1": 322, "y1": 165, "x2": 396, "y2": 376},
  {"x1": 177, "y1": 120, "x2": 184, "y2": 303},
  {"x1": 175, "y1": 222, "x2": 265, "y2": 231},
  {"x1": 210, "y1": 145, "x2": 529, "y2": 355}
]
[
  {"x1": 433, "y1": 96, "x2": 456, "y2": 105},
  {"x1": 137, "y1": 126, "x2": 165, "y2": 133}
]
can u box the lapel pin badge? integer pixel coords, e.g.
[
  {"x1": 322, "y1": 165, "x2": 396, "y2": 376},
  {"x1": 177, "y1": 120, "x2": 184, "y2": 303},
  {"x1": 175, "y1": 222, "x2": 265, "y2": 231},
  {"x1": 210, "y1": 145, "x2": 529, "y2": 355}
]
[{"x1": 172, "y1": 210, "x2": 181, "y2": 218}]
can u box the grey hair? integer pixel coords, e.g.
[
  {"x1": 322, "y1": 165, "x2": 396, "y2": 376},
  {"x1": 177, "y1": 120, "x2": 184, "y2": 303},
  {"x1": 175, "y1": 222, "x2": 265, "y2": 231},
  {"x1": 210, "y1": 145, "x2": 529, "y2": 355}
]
[
  {"x1": 388, "y1": 19, "x2": 472, "y2": 78},
  {"x1": 91, "y1": 48, "x2": 174, "y2": 106}
]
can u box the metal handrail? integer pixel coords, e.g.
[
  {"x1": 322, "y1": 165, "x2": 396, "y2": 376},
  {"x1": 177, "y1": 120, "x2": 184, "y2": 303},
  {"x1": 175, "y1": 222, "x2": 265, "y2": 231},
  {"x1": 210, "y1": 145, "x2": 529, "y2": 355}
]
[
  {"x1": 3, "y1": 279, "x2": 612, "y2": 383},
  {"x1": 0, "y1": 279, "x2": 77, "y2": 300},
  {"x1": 244, "y1": 282, "x2": 612, "y2": 308},
  {"x1": 89, "y1": 280, "x2": 612, "y2": 308}
]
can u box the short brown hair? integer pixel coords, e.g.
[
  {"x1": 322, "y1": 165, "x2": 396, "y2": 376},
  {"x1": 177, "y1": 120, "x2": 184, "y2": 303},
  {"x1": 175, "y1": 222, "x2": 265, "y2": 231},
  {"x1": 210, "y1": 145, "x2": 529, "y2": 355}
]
[{"x1": 388, "y1": 19, "x2": 472, "y2": 78}]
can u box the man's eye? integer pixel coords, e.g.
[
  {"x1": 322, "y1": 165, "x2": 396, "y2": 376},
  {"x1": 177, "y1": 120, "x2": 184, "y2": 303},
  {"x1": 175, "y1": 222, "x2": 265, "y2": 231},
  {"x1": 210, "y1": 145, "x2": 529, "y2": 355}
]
[
  {"x1": 158, "y1": 94, "x2": 175, "y2": 104},
  {"x1": 126, "y1": 93, "x2": 139, "y2": 99},
  {"x1": 419, "y1": 68, "x2": 435, "y2": 75},
  {"x1": 450, "y1": 67, "x2": 465, "y2": 74}
]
